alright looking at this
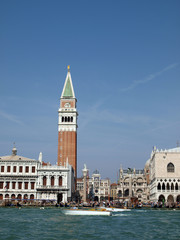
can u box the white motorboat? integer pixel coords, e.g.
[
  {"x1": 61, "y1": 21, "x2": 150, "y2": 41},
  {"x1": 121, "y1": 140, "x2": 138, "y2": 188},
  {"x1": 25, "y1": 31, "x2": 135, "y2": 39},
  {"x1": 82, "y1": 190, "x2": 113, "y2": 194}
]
[
  {"x1": 62, "y1": 208, "x2": 112, "y2": 216},
  {"x1": 100, "y1": 207, "x2": 131, "y2": 212}
]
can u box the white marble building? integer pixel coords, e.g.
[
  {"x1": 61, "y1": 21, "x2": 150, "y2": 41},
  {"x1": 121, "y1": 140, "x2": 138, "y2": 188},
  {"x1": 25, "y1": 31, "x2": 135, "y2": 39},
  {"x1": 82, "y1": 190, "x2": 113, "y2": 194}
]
[
  {"x1": 147, "y1": 146, "x2": 180, "y2": 204},
  {"x1": 37, "y1": 158, "x2": 75, "y2": 202},
  {"x1": 0, "y1": 147, "x2": 75, "y2": 203},
  {"x1": 117, "y1": 167, "x2": 149, "y2": 202}
]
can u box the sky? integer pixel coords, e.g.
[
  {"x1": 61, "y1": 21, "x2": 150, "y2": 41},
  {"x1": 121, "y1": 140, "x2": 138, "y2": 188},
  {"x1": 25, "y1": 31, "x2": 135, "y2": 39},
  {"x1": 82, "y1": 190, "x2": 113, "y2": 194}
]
[{"x1": 0, "y1": 0, "x2": 180, "y2": 181}]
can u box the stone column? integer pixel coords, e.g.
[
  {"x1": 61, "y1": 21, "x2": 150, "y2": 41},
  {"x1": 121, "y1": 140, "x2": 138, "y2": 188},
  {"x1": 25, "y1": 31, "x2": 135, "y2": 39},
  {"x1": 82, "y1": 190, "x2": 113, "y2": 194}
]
[
  {"x1": 55, "y1": 175, "x2": 58, "y2": 186},
  {"x1": 129, "y1": 174, "x2": 132, "y2": 198},
  {"x1": 82, "y1": 164, "x2": 88, "y2": 202}
]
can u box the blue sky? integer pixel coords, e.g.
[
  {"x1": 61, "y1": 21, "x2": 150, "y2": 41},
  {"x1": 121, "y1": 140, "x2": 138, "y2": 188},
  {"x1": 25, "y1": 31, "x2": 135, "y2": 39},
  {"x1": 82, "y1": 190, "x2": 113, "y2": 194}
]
[{"x1": 0, "y1": 0, "x2": 180, "y2": 181}]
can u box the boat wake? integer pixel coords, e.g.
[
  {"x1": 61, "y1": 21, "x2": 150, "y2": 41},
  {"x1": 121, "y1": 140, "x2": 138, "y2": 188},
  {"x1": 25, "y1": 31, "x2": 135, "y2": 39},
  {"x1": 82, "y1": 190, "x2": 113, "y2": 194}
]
[{"x1": 112, "y1": 214, "x2": 132, "y2": 217}]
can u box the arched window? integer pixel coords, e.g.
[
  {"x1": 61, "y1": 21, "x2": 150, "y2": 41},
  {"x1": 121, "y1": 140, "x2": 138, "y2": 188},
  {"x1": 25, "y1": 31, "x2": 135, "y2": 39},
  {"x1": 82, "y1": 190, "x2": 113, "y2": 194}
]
[
  {"x1": 167, "y1": 183, "x2": 170, "y2": 190},
  {"x1": 71, "y1": 117, "x2": 73, "y2": 122},
  {"x1": 167, "y1": 163, "x2": 175, "y2": 172},
  {"x1": 175, "y1": 183, "x2": 178, "y2": 190},
  {"x1": 24, "y1": 194, "x2": 28, "y2": 200},
  {"x1": 11, "y1": 194, "x2": 16, "y2": 200},
  {"x1": 51, "y1": 176, "x2": 54, "y2": 186},
  {"x1": 17, "y1": 194, "x2": 22, "y2": 200},
  {"x1": 59, "y1": 176, "x2": 62, "y2": 186},
  {"x1": 65, "y1": 117, "x2": 67, "y2": 122},
  {"x1": 62, "y1": 117, "x2": 64, "y2": 122},
  {"x1": 43, "y1": 176, "x2": 47, "y2": 186},
  {"x1": 68, "y1": 117, "x2": 70, "y2": 122},
  {"x1": 30, "y1": 194, "x2": 34, "y2": 200},
  {"x1": 118, "y1": 190, "x2": 122, "y2": 197},
  {"x1": 5, "y1": 194, "x2": 9, "y2": 199},
  {"x1": 162, "y1": 183, "x2": 165, "y2": 190},
  {"x1": 171, "y1": 183, "x2": 174, "y2": 191},
  {"x1": 157, "y1": 183, "x2": 161, "y2": 190},
  {"x1": 124, "y1": 189, "x2": 129, "y2": 197}
]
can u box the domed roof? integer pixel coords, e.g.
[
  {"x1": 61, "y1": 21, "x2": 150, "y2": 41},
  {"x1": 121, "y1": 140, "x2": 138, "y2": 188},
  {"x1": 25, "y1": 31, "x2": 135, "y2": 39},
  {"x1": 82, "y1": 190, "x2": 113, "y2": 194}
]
[{"x1": 145, "y1": 159, "x2": 150, "y2": 168}]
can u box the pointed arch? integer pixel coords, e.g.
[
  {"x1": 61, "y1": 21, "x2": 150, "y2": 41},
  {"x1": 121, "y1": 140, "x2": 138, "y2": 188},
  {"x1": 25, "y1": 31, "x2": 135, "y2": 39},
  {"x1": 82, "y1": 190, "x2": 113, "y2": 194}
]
[
  {"x1": 176, "y1": 195, "x2": 180, "y2": 202},
  {"x1": 167, "y1": 195, "x2": 174, "y2": 203},
  {"x1": 175, "y1": 183, "x2": 178, "y2": 190},
  {"x1": 158, "y1": 195, "x2": 165, "y2": 202},
  {"x1": 162, "y1": 182, "x2": 165, "y2": 190},
  {"x1": 157, "y1": 183, "x2": 161, "y2": 190},
  {"x1": 167, "y1": 163, "x2": 174, "y2": 172},
  {"x1": 171, "y1": 183, "x2": 174, "y2": 191},
  {"x1": 167, "y1": 182, "x2": 170, "y2": 190}
]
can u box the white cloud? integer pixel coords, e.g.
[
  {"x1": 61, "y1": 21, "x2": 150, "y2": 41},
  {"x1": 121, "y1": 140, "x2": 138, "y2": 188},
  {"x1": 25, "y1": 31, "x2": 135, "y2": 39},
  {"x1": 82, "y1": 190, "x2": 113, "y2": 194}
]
[
  {"x1": 0, "y1": 110, "x2": 24, "y2": 125},
  {"x1": 79, "y1": 100, "x2": 166, "y2": 131},
  {"x1": 121, "y1": 63, "x2": 179, "y2": 92}
]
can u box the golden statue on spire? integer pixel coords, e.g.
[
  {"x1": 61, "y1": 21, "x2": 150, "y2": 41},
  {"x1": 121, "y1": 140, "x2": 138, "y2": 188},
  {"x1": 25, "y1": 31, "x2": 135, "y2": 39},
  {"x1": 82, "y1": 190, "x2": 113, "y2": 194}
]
[{"x1": 67, "y1": 65, "x2": 70, "y2": 72}]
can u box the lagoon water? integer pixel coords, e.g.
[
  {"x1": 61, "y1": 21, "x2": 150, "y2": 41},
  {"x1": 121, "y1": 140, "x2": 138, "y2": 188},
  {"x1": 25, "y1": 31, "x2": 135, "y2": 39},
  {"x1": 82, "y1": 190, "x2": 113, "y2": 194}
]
[{"x1": 0, "y1": 208, "x2": 180, "y2": 240}]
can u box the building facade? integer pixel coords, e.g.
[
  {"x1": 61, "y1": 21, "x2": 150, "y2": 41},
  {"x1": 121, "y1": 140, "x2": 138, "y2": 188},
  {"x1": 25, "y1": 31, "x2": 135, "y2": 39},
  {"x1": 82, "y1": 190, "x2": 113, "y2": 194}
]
[
  {"x1": 0, "y1": 147, "x2": 75, "y2": 203},
  {"x1": 148, "y1": 146, "x2": 180, "y2": 204},
  {"x1": 110, "y1": 183, "x2": 117, "y2": 200},
  {"x1": 57, "y1": 66, "x2": 78, "y2": 177},
  {"x1": 117, "y1": 168, "x2": 149, "y2": 202},
  {"x1": 0, "y1": 147, "x2": 38, "y2": 202},
  {"x1": 76, "y1": 168, "x2": 111, "y2": 202}
]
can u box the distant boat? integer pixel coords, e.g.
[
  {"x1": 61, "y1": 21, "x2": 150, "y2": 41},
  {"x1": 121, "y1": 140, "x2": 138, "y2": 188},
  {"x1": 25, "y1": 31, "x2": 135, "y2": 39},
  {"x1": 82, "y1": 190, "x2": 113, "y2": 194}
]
[{"x1": 62, "y1": 208, "x2": 112, "y2": 216}]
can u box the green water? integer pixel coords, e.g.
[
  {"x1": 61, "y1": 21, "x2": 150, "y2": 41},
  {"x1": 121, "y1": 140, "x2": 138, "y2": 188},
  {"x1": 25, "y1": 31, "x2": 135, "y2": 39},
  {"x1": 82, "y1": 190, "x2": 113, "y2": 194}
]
[{"x1": 0, "y1": 208, "x2": 179, "y2": 240}]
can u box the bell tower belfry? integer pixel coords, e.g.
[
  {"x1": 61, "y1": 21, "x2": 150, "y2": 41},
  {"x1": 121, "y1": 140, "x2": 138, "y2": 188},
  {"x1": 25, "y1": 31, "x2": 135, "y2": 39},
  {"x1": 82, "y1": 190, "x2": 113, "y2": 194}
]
[{"x1": 57, "y1": 66, "x2": 78, "y2": 177}]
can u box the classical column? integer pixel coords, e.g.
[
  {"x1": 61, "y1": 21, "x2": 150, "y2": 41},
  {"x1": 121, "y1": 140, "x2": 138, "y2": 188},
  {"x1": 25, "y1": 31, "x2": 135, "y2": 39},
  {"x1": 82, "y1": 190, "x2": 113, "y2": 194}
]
[
  {"x1": 82, "y1": 164, "x2": 88, "y2": 202},
  {"x1": 129, "y1": 174, "x2": 132, "y2": 198}
]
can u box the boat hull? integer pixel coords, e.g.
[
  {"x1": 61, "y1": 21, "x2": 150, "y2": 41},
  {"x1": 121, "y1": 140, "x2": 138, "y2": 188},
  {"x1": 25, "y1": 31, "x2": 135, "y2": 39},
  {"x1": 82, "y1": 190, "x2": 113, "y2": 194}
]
[{"x1": 63, "y1": 209, "x2": 112, "y2": 216}]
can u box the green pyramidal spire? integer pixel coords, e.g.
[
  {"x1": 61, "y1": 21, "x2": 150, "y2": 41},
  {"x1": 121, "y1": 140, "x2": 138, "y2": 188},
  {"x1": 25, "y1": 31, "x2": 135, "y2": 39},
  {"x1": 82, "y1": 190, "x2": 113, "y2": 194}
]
[
  {"x1": 61, "y1": 66, "x2": 75, "y2": 98},
  {"x1": 63, "y1": 77, "x2": 73, "y2": 97}
]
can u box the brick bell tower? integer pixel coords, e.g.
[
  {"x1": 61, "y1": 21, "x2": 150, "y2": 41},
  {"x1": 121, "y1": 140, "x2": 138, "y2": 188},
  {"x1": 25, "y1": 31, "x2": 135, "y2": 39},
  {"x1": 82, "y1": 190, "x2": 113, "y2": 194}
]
[{"x1": 57, "y1": 66, "x2": 78, "y2": 177}]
